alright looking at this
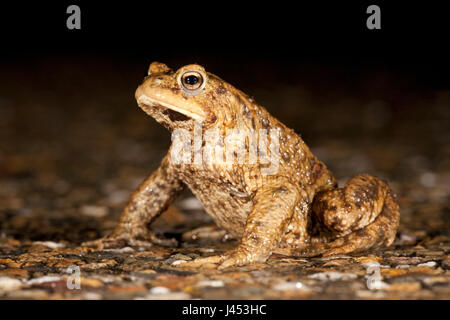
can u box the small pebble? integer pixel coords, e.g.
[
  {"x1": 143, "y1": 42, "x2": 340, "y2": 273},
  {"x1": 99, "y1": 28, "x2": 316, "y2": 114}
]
[
  {"x1": 308, "y1": 272, "x2": 357, "y2": 281},
  {"x1": 195, "y1": 280, "x2": 225, "y2": 288},
  {"x1": 0, "y1": 277, "x2": 23, "y2": 291},
  {"x1": 362, "y1": 261, "x2": 381, "y2": 268},
  {"x1": 26, "y1": 276, "x2": 61, "y2": 285},
  {"x1": 137, "y1": 292, "x2": 191, "y2": 300},
  {"x1": 399, "y1": 233, "x2": 417, "y2": 242},
  {"x1": 417, "y1": 261, "x2": 437, "y2": 268},
  {"x1": 149, "y1": 286, "x2": 170, "y2": 294},
  {"x1": 107, "y1": 190, "x2": 130, "y2": 205},
  {"x1": 81, "y1": 205, "x2": 109, "y2": 218},
  {"x1": 104, "y1": 247, "x2": 135, "y2": 253},
  {"x1": 32, "y1": 241, "x2": 65, "y2": 249},
  {"x1": 177, "y1": 197, "x2": 203, "y2": 210},
  {"x1": 395, "y1": 264, "x2": 411, "y2": 269},
  {"x1": 419, "y1": 172, "x2": 436, "y2": 188},
  {"x1": 272, "y1": 281, "x2": 311, "y2": 291},
  {"x1": 171, "y1": 260, "x2": 188, "y2": 266}
]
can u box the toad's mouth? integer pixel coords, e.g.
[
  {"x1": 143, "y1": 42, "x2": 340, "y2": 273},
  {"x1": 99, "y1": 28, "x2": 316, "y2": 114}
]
[{"x1": 135, "y1": 88, "x2": 206, "y2": 122}]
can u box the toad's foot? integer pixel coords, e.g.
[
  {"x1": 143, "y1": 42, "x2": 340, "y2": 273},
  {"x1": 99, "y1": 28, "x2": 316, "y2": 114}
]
[
  {"x1": 175, "y1": 254, "x2": 226, "y2": 269},
  {"x1": 174, "y1": 249, "x2": 258, "y2": 270},
  {"x1": 82, "y1": 227, "x2": 177, "y2": 250}
]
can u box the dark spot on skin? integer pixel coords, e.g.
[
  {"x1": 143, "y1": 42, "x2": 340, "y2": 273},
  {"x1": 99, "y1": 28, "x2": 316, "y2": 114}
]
[
  {"x1": 303, "y1": 195, "x2": 310, "y2": 205},
  {"x1": 235, "y1": 94, "x2": 245, "y2": 105},
  {"x1": 353, "y1": 181, "x2": 379, "y2": 205},
  {"x1": 216, "y1": 82, "x2": 227, "y2": 95},
  {"x1": 243, "y1": 104, "x2": 251, "y2": 117},
  {"x1": 163, "y1": 109, "x2": 190, "y2": 122},
  {"x1": 311, "y1": 163, "x2": 324, "y2": 181},
  {"x1": 354, "y1": 213, "x2": 364, "y2": 225},
  {"x1": 261, "y1": 118, "x2": 269, "y2": 128},
  {"x1": 155, "y1": 182, "x2": 168, "y2": 192},
  {"x1": 366, "y1": 182, "x2": 379, "y2": 199},
  {"x1": 210, "y1": 113, "x2": 217, "y2": 123},
  {"x1": 160, "y1": 161, "x2": 168, "y2": 171},
  {"x1": 275, "y1": 187, "x2": 288, "y2": 193},
  {"x1": 282, "y1": 152, "x2": 290, "y2": 162},
  {"x1": 255, "y1": 221, "x2": 265, "y2": 227},
  {"x1": 331, "y1": 216, "x2": 343, "y2": 227},
  {"x1": 217, "y1": 200, "x2": 226, "y2": 209},
  {"x1": 242, "y1": 105, "x2": 256, "y2": 128}
]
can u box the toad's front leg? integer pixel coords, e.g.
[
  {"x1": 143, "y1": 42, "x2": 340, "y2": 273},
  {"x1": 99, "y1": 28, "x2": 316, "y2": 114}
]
[
  {"x1": 83, "y1": 156, "x2": 184, "y2": 249},
  {"x1": 178, "y1": 179, "x2": 302, "y2": 269}
]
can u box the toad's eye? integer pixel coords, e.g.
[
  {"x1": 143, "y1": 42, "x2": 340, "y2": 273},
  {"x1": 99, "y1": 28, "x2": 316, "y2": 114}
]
[{"x1": 181, "y1": 71, "x2": 203, "y2": 92}]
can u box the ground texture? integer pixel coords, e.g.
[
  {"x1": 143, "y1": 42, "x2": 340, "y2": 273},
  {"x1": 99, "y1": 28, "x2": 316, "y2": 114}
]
[{"x1": 0, "y1": 58, "x2": 449, "y2": 299}]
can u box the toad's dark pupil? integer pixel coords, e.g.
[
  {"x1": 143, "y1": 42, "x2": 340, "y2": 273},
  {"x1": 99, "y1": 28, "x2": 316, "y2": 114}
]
[{"x1": 185, "y1": 75, "x2": 199, "y2": 85}]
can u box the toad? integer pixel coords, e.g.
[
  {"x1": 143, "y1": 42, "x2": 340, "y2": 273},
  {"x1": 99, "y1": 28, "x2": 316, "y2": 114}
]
[{"x1": 84, "y1": 62, "x2": 400, "y2": 269}]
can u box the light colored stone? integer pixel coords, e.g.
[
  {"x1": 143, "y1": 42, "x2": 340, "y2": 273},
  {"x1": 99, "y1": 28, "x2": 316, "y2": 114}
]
[
  {"x1": 308, "y1": 271, "x2": 357, "y2": 281},
  {"x1": 272, "y1": 281, "x2": 312, "y2": 291},
  {"x1": 32, "y1": 241, "x2": 66, "y2": 249},
  {"x1": 195, "y1": 280, "x2": 225, "y2": 288},
  {"x1": 0, "y1": 277, "x2": 23, "y2": 291},
  {"x1": 81, "y1": 205, "x2": 109, "y2": 217},
  {"x1": 26, "y1": 276, "x2": 61, "y2": 285}
]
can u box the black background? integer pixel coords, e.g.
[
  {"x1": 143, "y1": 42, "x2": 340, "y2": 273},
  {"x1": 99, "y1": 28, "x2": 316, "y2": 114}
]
[{"x1": 0, "y1": 1, "x2": 449, "y2": 89}]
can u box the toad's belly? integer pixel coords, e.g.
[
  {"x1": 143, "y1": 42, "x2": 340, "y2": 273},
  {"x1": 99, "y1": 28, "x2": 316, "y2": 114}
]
[{"x1": 185, "y1": 181, "x2": 253, "y2": 237}]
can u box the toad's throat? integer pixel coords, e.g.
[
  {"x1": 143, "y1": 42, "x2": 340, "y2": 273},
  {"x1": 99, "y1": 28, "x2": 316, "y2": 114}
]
[{"x1": 136, "y1": 94, "x2": 206, "y2": 122}]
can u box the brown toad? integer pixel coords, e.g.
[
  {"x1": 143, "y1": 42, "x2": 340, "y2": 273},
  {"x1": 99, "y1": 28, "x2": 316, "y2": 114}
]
[{"x1": 84, "y1": 62, "x2": 400, "y2": 269}]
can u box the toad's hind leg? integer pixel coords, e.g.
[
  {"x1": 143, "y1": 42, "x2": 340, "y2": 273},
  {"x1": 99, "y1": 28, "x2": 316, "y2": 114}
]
[{"x1": 298, "y1": 174, "x2": 400, "y2": 257}]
